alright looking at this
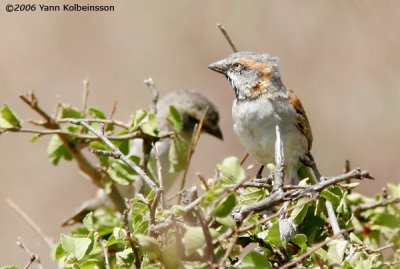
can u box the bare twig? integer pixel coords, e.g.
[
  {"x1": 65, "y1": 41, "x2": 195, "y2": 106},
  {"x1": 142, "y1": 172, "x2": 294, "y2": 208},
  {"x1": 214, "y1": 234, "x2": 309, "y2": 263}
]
[
  {"x1": 58, "y1": 118, "x2": 129, "y2": 129},
  {"x1": 16, "y1": 238, "x2": 43, "y2": 269},
  {"x1": 109, "y1": 100, "x2": 118, "y2": 119},
  {"x1": 353, "y1": 197, "x2": 400, "y2": 215},
  {"x1": 68, "y1": 118, "x2": 158, "y2": 191},
  {"x1": 153, "y1": 142, "x2": 165, "y2": 208},
  {"x1": 217, "y1": 23, "x2": 238, "y2": 52},
  {"x1": 2, "y1": 127, "x2": 140, "y2": 140},
  {"x1": 178, "y1": 107, "x2": 209, "y2": 203},
  {"x1": 367, "y1": 243, "x2": 394, "y2": 254},
  {"x1": 122, "y1": 210, "x2": 141, "y2": 269},
  {"x1": 279, "y1": 228, "x2": 354, "y2": 269},
  {"x1": 7, "y1": 199, "x2": 53, "y2": 249},
  {"x1": 144, "y1": 77, "x2": 159, "y2": 114},
  {"x1": 240, "y1": 153, "x2": 249, "y2": 166},
  {"x1": 82, "y1": 77, "x2": 90, "y2": 117},
  {"x1": 194, "y1": 207, "x2": 217, "y2": 267},
  {"x1": 96, "y1": 232, "x2": 110, "y2": 269},
  {"x1": 197, "y1": 173, "x2": 209, "y2": 191},
  {"x1": 218, "y1": 229, "x2": 239, "y2": 268}
]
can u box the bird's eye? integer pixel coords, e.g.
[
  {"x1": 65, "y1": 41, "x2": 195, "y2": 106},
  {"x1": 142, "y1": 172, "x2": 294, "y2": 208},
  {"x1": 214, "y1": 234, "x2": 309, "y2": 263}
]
[{"x1": 231, "y1": 63, "x2": 243, "y2": 71}]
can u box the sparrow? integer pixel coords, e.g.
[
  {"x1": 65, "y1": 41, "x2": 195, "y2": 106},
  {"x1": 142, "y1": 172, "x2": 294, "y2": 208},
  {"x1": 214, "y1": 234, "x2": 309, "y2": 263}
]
[
  {"x1": 209, "y1": 51, "x2": 312, "y2": 185},
  {"x1": 129, "y1": 90, "x2": 223, "y2": 192},
  {"x1": 63, "y1": 90, "x2": 222, "y2": 225}
]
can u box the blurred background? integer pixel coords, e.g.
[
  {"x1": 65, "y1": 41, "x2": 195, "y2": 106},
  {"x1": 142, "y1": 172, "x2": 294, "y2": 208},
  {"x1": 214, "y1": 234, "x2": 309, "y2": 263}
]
[{"x1": 1, "y1": 0, "x2": 399, "y2": 266}]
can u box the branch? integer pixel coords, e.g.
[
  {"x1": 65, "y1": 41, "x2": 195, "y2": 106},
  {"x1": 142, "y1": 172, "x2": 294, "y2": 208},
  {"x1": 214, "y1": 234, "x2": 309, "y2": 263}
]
[
  {"x1": 68, "y1": 118, "x2": 158, "y2": 191},
  {"x1": 232, "y1": 168, "x2": 372, "y2": 222},
  {"x1": 96, "y1": 232, "x2": 110, "y2": 269},
  {"x1": 58, "y1": 118, "x2": 129, "y2": 129},
  {"x1": 122, "y1": 210, "x2": 141, "y2": 269},
  {"x1": 353, "y1": 197, "x2": 400, "y2": 215},
  {"x1": 144, "y1": 77, "x2": 159, "y2": 114},
  {"x1": 16, "y1": 237, "x2": 43, "y2": 269},
  {"x1": 82, "y1": 77, "x2": 90, "y2": 117},
  {"x1": 217, "y1": 23, "x2": 238, "y2": 52},
  {"x1": 2, "y1": 127, "x2": 139, "y2": 140},
  {"x1": 153, "y1": 141, "x2": 165, "y2": 208},
  {"x1": 194, "y1": 207, "x2": 217, "y2": 267}
]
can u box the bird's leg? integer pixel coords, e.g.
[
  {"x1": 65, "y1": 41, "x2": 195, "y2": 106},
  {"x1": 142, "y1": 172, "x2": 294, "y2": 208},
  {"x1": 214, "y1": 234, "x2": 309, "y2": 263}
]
[{"x1": 256, "y1": 165, "x2": 265, "y2": 179}]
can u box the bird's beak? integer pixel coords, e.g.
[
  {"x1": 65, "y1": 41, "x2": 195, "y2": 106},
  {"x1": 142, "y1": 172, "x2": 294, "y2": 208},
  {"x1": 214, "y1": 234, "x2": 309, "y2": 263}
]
[
  {"x1": 208, "y1": 59, "x2": 228, "y2": 75},
  {"x1": 203, "y1": 124, "x2": 223, "y2": 140}
]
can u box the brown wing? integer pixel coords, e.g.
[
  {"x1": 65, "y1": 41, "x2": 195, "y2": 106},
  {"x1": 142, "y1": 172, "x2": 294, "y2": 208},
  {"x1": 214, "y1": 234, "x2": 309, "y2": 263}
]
[{"x1": 288, "y1": 91, "x2": 313, "y2": 151}]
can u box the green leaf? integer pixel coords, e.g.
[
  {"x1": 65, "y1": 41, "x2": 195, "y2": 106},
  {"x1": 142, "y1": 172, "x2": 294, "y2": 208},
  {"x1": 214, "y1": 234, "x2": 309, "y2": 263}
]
[
  {"x1": 292, "y1": 234, "x2": 308, "y2": 251},
  {"x1": 87, "y1": 107, "x2": 106, "y2": 119},
  {"x1": 61, "y1": 105, "x2": 82, "y2": 119},
  {"x1": 238, "y1": 187, "x2": 264, "y2": 206},
  {"x1": 327, "y1": 239, "x2": 348, "y2": 266},
  {"x1": 373, "y1": 212, "x2": 400, "y2": 229},
  {"x1": 200, "y1": 186, "x2": 225, "y2": 208},
  {"x1": 47, "y1": 135, "x2": 73, "y2": 165},
  {"x1": 240, "y1": 251, "x2": 271, "y2": 269},
  {"x1": 161, "y1": 243, "x2": 181, "y2": 269},
  {"x1": 216, "y1": 215, "x2": 236, "y2": 228},
  {"x1": 82, "y1": 212, "x2": 94, "y2": 231},
  {"x1": 168, "y1": 136, "x2": 189, "y2": 173},
  {"x1": 217, "y1": 157, "x2": 245, "y2": 183},
  {"x1": 0, "y1": 266, "x2": 20, "y2": 269},
  {"x1": 52, "y1": 242, "x2": 66, "y2": 260},
  {"x1": 131, "y1": 109, "x2": 147, "y2": 127},
  {"x1": 291, "y1": 197, "x2": 310, "y2": 225},
  {"x1": 79, "y1": 259, "x2": 99, "y2": 269},
  {"x1": 313, "y1": 248, "x2": 328, "y2": 264},
  {"x1": 0, "y1": 104, "x2": 21, "y2": 129},
  {"x1": 60, "y1": 234, "x2": 92, "y2": 260},
  {"x1": 321, "y1": 187, "x2": 342, "y2": 208},
  {"x1": 136, "y1": 234, "x2": 161, "y2": 259},
  {"x1": 167, "y1": 105, "x2": 183, "y2": 132},
  {"x1": 30, "y1": 135, "x2": 40, "y2": 143},
  {"x1": 115, "y1": 248, "x2": 134, "y2": 267},
  {"x1": 214, "y1": 193, "x2": 237, "y2": 218},
  {"x1": 108, "y1": 159, "x2": 137, "y2": 185},
  {"x1": 184, "y1": 227, "x2": 206, "y2": 256},
  {"x1": 266, "y1": 219, "x2": 282, "y2": 247},
  {"x1": 141, "y1": 113, "x2": 158, "y2": 136}
]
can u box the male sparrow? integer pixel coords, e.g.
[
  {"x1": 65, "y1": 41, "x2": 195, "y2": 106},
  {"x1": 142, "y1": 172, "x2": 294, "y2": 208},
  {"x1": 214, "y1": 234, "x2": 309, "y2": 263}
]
[{"x1": 209, "y1": 51, "x2": 312, "y2": 185}]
